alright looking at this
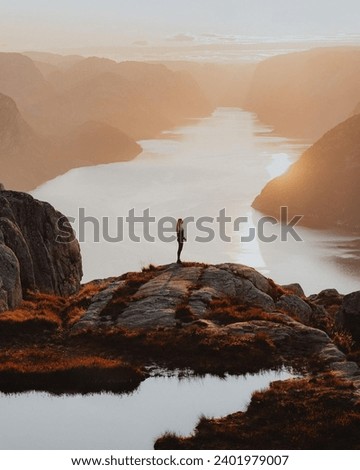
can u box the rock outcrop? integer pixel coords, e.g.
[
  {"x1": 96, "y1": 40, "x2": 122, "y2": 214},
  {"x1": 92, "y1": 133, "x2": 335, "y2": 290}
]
[
  {"x1": 72, "y1": 263, "x2": 278, "y2": 331},
  {"x1": 0, "y1": 191, "x2": 82, "y2": 312},
  {"x1": 1, "y1": 259, "x2": 360, "y2": 434},
  {"x1": 253, "y1": 113, "x2": 360, "y2": 230},
  {"x1": 336, "y1": 292, "x2": 360, "y2": 341},
  {"x1": 0, "y1": 244, "x2": 22, "y2": 310},
  {"x1": 68, "y1": 263, "x2": 360, "y2": 390}
]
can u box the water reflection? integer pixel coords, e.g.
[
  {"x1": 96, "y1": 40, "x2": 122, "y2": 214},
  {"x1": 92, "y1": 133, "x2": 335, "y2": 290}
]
[
  {"x1": 32, "y1": 108, "x2": 360, "y2": 294},
  {"x1": 0, "y1": 370, "x2": 294, "y2": 450}
]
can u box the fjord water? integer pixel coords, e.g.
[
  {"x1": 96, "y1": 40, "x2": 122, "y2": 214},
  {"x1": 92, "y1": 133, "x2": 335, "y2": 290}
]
[
  {"x1": 33, "y1": 108, "x2": 359, "y2": 295},
  {"x1": 0, "y1": 370, "x2": 294, "y2": 450}
]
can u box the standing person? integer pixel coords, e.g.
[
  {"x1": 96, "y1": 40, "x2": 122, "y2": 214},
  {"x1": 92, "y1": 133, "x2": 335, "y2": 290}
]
[{"x1": 176, "y1": 218, "x2": 186, "y2": 264}]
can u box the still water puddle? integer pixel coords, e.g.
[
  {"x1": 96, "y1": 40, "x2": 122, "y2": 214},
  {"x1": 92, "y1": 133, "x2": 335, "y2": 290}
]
[{"x1": 0, "y1": 369, "x2": 295, "y2": 450}]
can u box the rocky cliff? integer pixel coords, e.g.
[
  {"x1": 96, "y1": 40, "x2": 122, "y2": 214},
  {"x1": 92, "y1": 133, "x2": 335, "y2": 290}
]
[
  {"x1": 246, "y1": 47, "x2": 360, "y2": 140},
  {"x1": 0, "y1": 93, "x2": 54, "y2": 190},
  {"x1": 253, "y1": 113, "x2": 360, "y2": 230},
  {"x1": 0, "y1": 190, "x2": 82, "y2": 312}
]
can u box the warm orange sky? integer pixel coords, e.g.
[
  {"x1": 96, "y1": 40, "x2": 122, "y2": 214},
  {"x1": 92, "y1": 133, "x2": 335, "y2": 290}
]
[{"x1": 1, "y1": 0, "x2": 360, "y2": 52}]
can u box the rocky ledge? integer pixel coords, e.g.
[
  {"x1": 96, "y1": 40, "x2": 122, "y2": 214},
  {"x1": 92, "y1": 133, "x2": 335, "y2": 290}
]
[
  {"x1": 0, "y1": 190, "x2": 82, "y2": 312},
  {"x1": 0, "y1": 261, "x2": 360, "y2": 446}
]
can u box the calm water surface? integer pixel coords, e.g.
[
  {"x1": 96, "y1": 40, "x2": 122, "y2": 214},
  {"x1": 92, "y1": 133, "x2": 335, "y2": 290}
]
[
  {"x1": 32, "y1": 108, "x2": 360, "y2": 294},
  {"x1": 0, "y1": 370, "x2": 294, "y2": 450}
]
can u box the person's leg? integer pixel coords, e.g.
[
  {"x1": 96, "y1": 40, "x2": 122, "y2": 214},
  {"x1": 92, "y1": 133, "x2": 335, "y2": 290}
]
[{"x1": 177, "y1": 242, "x2": 183, "y2": 263}]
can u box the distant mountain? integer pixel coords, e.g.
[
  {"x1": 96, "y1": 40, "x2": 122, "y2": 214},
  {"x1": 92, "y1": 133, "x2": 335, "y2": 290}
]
[
  {"x1": 0, "y1": 52, "x2": 53, "y2": 113},
  {"x1": 63, "y1": 120, "x2": 142, "y2": 164},
  {"x1": 34, "y1": 58, "x2": 212, "y2": 138},
  {"x1": 0, "y1": 52, "x2": 211, "y2": 189},
  {"x1": 246, "y1": 47, "x2": 360, "y2": 140},
  {"x1": 252, "y1": 114, "x2": 360, "y2": 230},
  {"x1": 23, "y1": 51, "x2": 83, "y2": 68},
  {"x1": 0, "y1": 94, "x2": 141, "y2": 190},
  {"x1": 159, "y1": 61, "x2": 256, "y2": 108},
  {"x1": 0, "y1": 93, "x2": 52, "y2": 189}
]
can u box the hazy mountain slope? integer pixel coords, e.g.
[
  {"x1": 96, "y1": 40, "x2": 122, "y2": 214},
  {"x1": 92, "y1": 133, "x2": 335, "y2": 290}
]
[
  {"x1": 0, "y1": 52, "x2": 53, "y2": 112},
  {"x1": 23, "y1": 51, "x2": 83, "y2": 69},
  {"x1": 246, "y1": 47, "x2": 360, "y2": 140},
  {"x1": 63, "y1": 121, "x2": 142, "y2": 164},
  {"x1": 33, "y1": 59, "x2": 211, "y2": 138},
  {"x1": 33, "y1": 71, "x2": 169, "y2": 138},
  {"x1": 0, "y1": 93, "x2": 53, "y2": 190},
  {"x1": 252, "y1": 113, "x2": 360, "y2": 230},
  {"x1": 0, "y1": 94, "x2": 141, "y2": 190},
  {"x1": 160, "y1": 61, "x2": 256, "y2": 108}
]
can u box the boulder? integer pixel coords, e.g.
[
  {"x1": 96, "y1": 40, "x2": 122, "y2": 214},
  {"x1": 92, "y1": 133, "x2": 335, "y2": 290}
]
[
  {"x1": 0, "y1": 244, "x2": 22, "y2": 311},
  {"x1": 276, "y1": 295, "x2": 312, "y2": 324},
  {"x1": 336, "y1": 291, "x2": 360, "y2": 340},
  {"x1": 0, "y1": 191, "x2": 82, "y2": 310},
  {"x1": 281, "y1": 283, "x2": 305, "y2": 297}
]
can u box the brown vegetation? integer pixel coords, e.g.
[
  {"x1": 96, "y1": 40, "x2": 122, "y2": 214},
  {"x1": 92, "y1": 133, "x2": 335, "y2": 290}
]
[
  {"x1": 155, "y1": 374, "x2": 360, "y2": 449},
  {"x1": 74, "y1": 324, "x2": 280, "y2": 376},
  {"x1": 0, "y1": 345, "x2": 144, "y2": 394},
  {"x1": 205, "y1": 298, "x2": 288, "y2": 326}
]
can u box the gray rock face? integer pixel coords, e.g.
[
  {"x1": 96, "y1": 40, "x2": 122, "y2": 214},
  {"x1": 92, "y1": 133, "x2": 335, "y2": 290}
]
[
  {"x1": 0, "y1": 244, "x2": 22, "y2": 309},
  {"x1": 73, "y1": 263, "x2": 277, "y2": 331},
  {"x1": 276, "y1": 294, "x2": 313, "y2": 324},
  {"x1": 0, "y1": 191, "x2": 82, "y2": 312},
  {"x1": 281, "y1": 283, "x2": 305, "y2": 297},
  {"x1": 336, "y1": 291, "x2": 360, "y2": 340},
  {"x1": 68, "y1": 261, "x2": 360, "y2": 395},
  {"x1": 308, "y1": 289, "x2": 343, "y2": 309}
]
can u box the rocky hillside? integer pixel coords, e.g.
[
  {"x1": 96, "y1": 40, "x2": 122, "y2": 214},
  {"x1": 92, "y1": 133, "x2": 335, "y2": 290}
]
[
  {"x1": 0, "y1": 93, "x2": 54, "y2": 189},
  {"x1": 0, "y1": 53, "x2": 211, "y2": 139},
  {"x1": 32, "y1": 57, "x2": 211, "y2": 139},
  {"x1": 253, "y1": 113, "x2": 360, "y2": 230},
  {"x1": 0, "y1": 190, "x2": 82, "y2": 312},
  {"x1": 246, "y1": 47, "x2": 360, "y2": 140},
  {"x1": 0, "y1": 52, "x2": 52, "y2": 112},
  {"x1": 63, "y1": 120, "x2": 141, "y2": 165},
  {"x1": 0, "y1": 52, "x2": 212, "y2": 190},
  {"x1": 0, "y1": 93, "x2": 142, "y2": 190},
  {"x1": 1, "y1": 260, "x2": 360, "y2": 445}
]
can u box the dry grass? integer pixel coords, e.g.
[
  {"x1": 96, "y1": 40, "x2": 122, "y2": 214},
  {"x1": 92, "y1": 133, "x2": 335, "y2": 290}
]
[
  {"x1": 0, "y1": 295, "x2": 63, "y2": 334},
  {"x1": 0, "y1": 346, "x2": 122, "y2": 373},
  {"x1": 0, "y1": 345, "x2": 145, "y2": 394},
  {"x1": 205, "y1": 298, "x2": 288, "y2": 326},
  {"x1": 0, "y1": 308, "x2": 61, "y2": 326},
  {"x1": 155, "y1": 373, "x2": 360, "y2": 450},
  {"x1": 77, "y1": 323, "x2": 280, "y2": 375},
  {"x1": 0, "y1": 282, "x2": 111, "y2": 334},
  {"x1": 175, "y1": 304, "x2": 198, "y2": 323},
  {"x1": 267, "y1": 278, "x2": 287, "y2": 301}
]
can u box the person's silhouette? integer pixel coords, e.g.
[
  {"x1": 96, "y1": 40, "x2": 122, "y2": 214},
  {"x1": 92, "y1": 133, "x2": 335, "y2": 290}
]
[{"x1": 176, "y1": 218, "x2": 186, "y2": 264}]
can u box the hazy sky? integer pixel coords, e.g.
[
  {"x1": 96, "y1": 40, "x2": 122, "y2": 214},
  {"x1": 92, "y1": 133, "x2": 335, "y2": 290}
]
[{"x1": 1, "y1": 0, "x2": 360, "y2": 51}]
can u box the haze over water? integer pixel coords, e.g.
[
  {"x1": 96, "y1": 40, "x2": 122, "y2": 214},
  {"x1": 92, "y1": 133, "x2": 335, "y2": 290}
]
[{"x1": 32, "y1": 108, "x2": 360, "y2": 295}]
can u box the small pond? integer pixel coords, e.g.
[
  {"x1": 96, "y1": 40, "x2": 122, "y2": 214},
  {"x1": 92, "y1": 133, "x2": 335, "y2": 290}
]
[{"x1": 0, "y1": 369, "x2": 295, "y2": 449}]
